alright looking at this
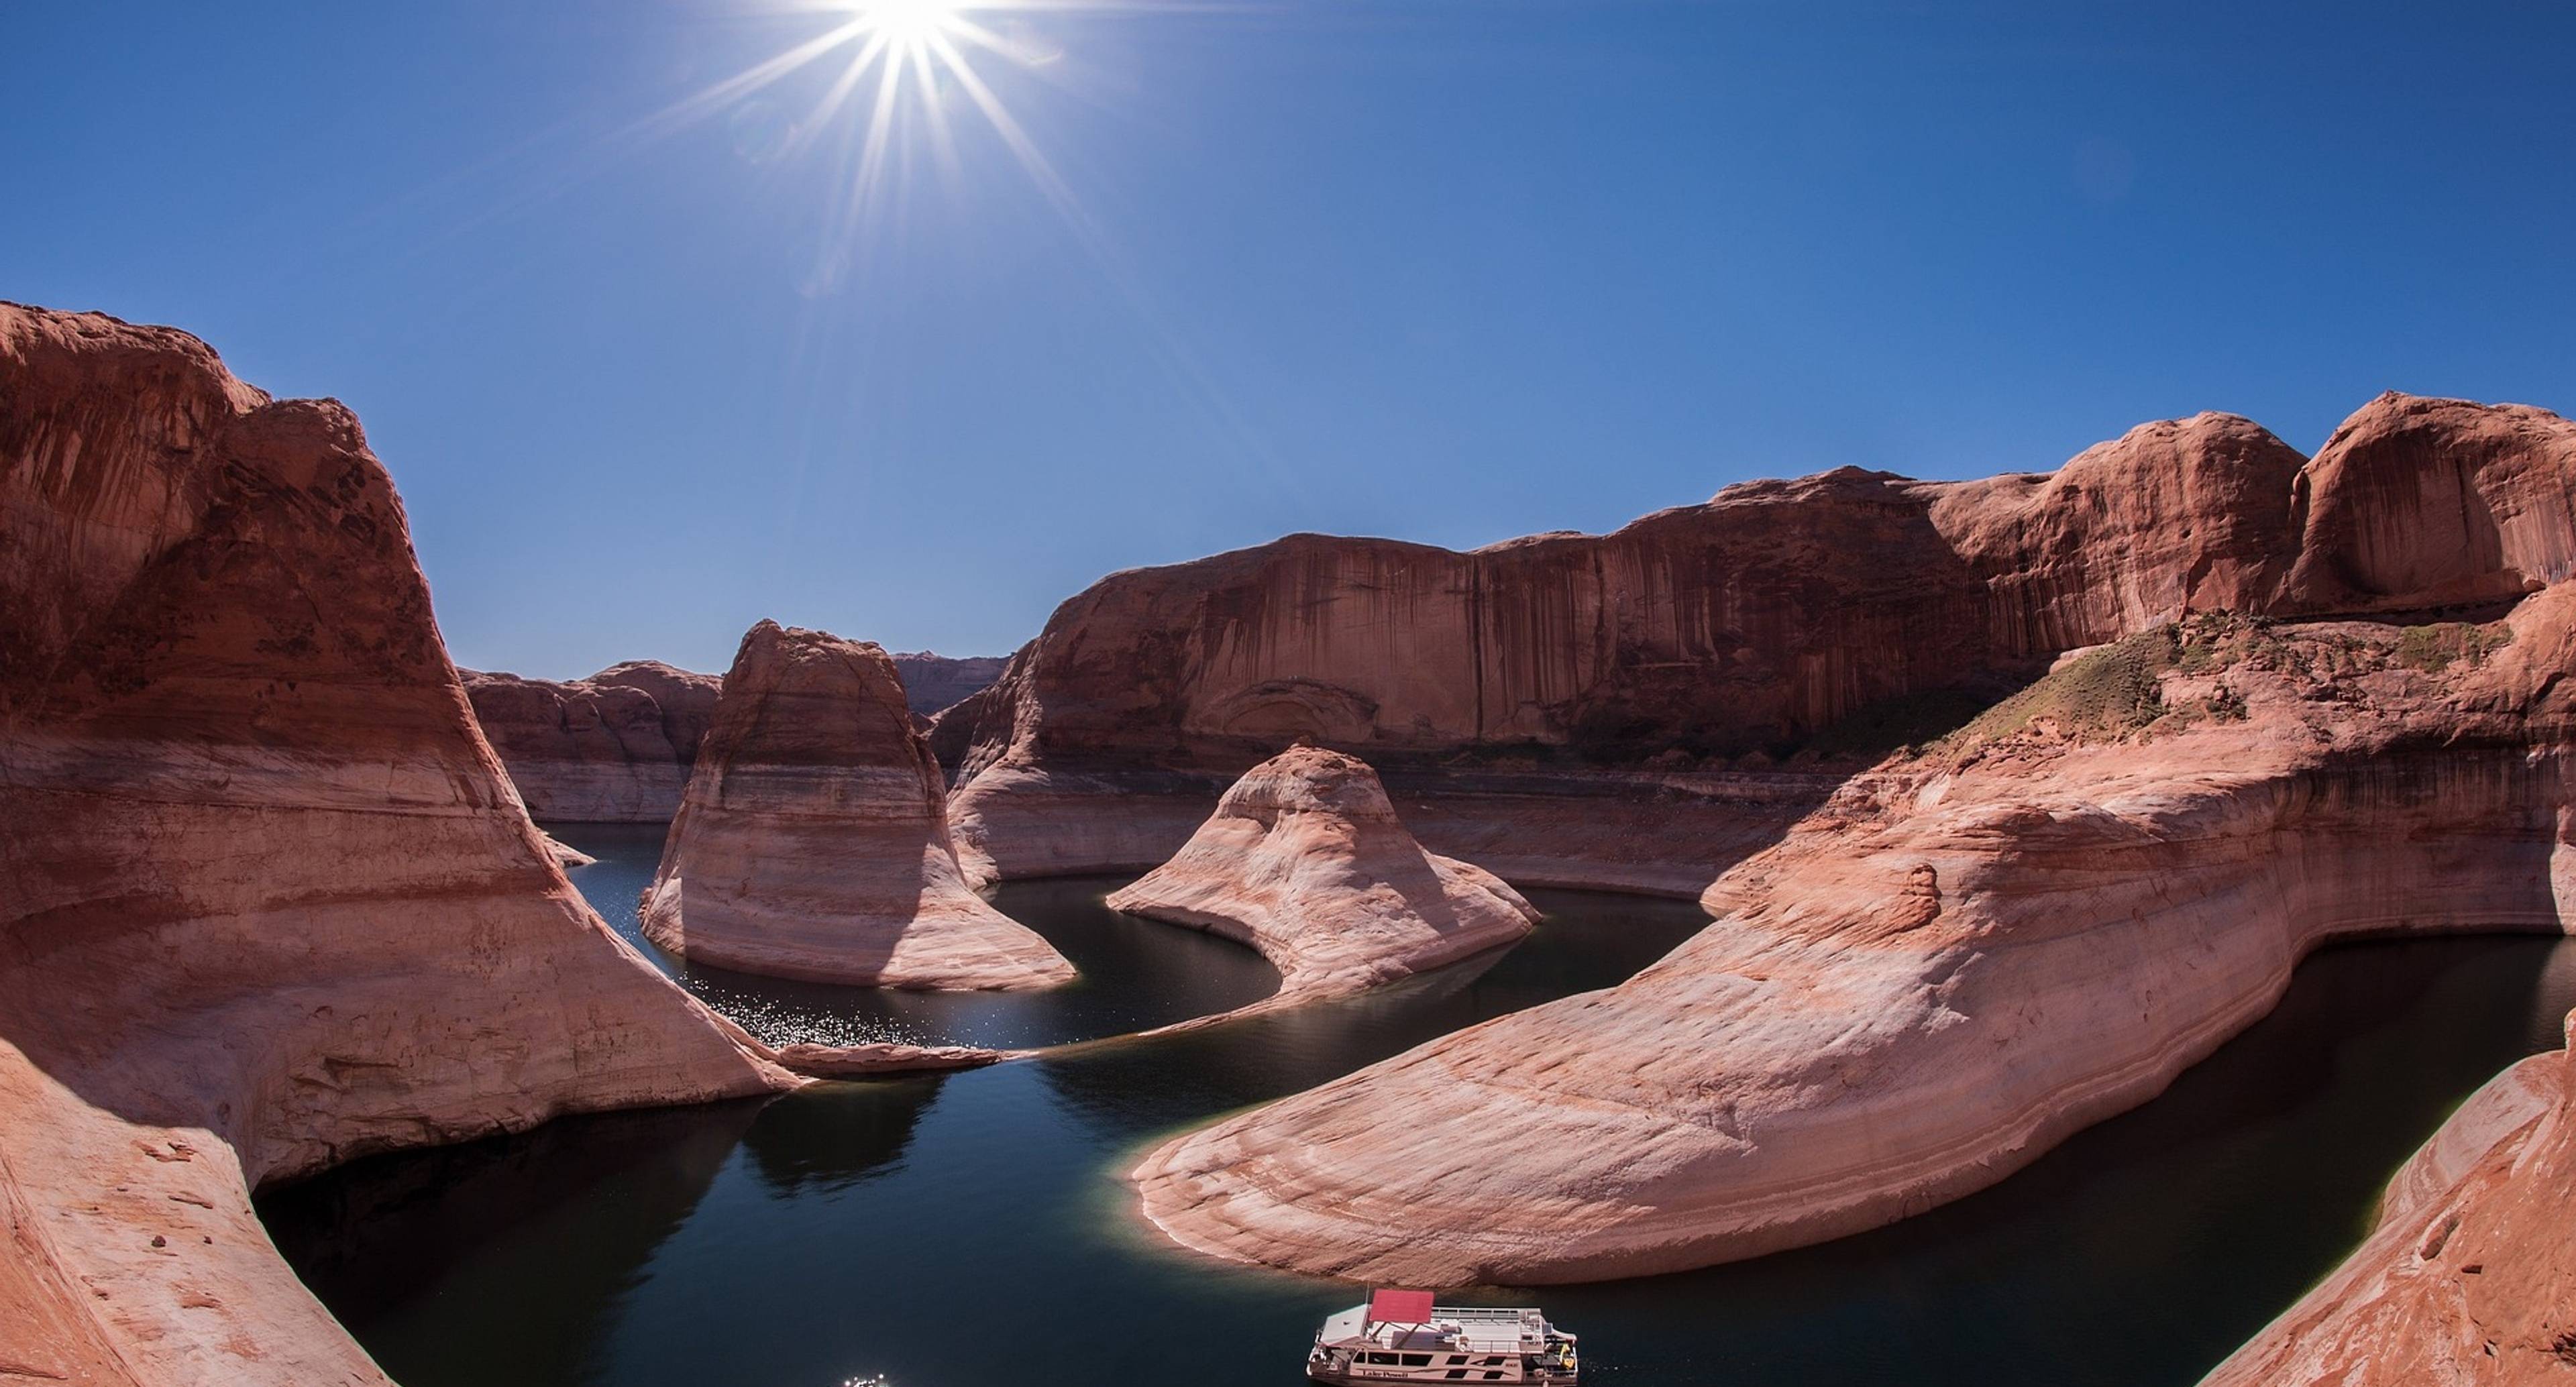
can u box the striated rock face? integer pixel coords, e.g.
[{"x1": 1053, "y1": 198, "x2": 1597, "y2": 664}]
[
  {"x1": 641, "y1": 621, "x2": 1075, "y2": 989},
  {"x1": 947, "y1": 396, "x2": 2576, "y2": 891},
  {"x1": 890, "y1": 651, "x2": 1007, "y2": 716},
  {"x1": 461, "y1": 661, "x2": 721, "y2": 822},
  {"x1": 1134, "y1": 592, "x2": 2576, "y2": 1284},
  {"x1": 0, "y1": 304, "x2": 788, "y2": 1385},
  {"x1": 1107, "y1": 746, "x2": 1538, "y2": 1002},
  {"x1": 2200, "y1": 1014, "x2": 2576, "y2": 1386}
]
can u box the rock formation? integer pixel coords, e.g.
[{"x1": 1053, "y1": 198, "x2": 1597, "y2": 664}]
[
  {"x1": 890, "y1": 651, "x2": 1008, "y2": 715},
  {"x1": 641, "y1": 621, "x2": 1076, "y2": 989},
  {"x1": 1106, "y1": 746, "x2": 1538, "y2": 1003},
  {"x1": 2200, "y1": 1011, "x2": 2576, "y2": 1385},
  {"x1": 461, "y1": 661, "x2": 721, "y2": 821},
  {"x1": 0, "y1": 304, "x2": 792, "y2": 1385},
  {"x1": 1135, "y1": 585, "x2": 2576, "y2": 1284},
  {"x1": 945, "y1": 396, "x2": 2576, "y2": 894}
]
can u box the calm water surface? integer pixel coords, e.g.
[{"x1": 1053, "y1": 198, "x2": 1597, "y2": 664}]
[{"x1": 262, "y1": 823, "x2": 2576, "y2": 1387}]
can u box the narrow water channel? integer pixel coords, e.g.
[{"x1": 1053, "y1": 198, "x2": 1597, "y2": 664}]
[{"x1": 261, "y1": 822, "x2": 2576, "y2": 1387}]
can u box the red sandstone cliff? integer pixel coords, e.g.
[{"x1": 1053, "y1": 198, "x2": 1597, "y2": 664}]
[
  {"x1": 945, "y1": 396, "x2": 2576, "y2": 891},
  {"x1": 1137, "y1": 595, "x2": 2576, "y2": 1284},
  {"x1": 2200, "y1": 1012, "x2": 2576, "y2": 1385},
  {"x1": 462, "y1": 662, "x2": 722, "y2": 822},
  {"x1": 0, "y1": 304, "x2": 790, "y2": 1386},
  {"x1": 641, "y1": 621, "x2": 1075, "y2": 989}
]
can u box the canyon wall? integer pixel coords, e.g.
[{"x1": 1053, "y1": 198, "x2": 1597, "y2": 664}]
[
  {"x1": 0, "y1": 304, "x2": 789, "y2": 1386},
  {"x1": 946, "y1": 397, "x2": 2576, "y2": 889},
  {"x1": 1136, "y1": 594, "x2": 2576, "y2": 1284},
  {"x1": 462, "y1": 661, "x2": 720, "y2": 822},
  {"x1": 642, "y1": 622, "x2": 1075, "y2": 989}
]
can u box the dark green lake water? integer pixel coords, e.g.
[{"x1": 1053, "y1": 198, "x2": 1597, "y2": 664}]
[{"x1": 260, "y1": 822, "x2": 2576, "y2": 1387}]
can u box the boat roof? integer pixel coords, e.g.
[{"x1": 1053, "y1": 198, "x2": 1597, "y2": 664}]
[{"x1": 1368, "y1": 1290, "x2": 1437, "y2": 1326}]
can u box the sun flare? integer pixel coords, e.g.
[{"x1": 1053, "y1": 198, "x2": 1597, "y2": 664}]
[
  {"x1": 849, "y1": 0, "x2": 964, "y2": 48},
  {"x1": 648, "y1": 0, "x2": 1091, "y2": 288}
]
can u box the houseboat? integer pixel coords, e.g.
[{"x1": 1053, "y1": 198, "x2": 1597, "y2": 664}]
[{"x1": 1307, "y1": 1289, "x2": 1579, "y2": 1383}]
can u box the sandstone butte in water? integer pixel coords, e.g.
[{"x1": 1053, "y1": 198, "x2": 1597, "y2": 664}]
[
  {"x1": 461, "y1": 661, "x2": 721, "y2": 822},
  {"x1": 1106, "y1": 746, "x2": 1538, "y2": 1004},
  {"x1": 0, "y1": 303, "x2": 802, "y2": 1386},
  {"x1": 937, "y1": 395, "x2": 2576, "y2": 895},
  {"x1": 464, "y1": 653, "x2": 1004, "y2": 824},
  {"x1": 1134, "y1": 586, "x2": 2576, "y2": 1285},
  {"x1": 640, "y1": 620, "x2": 1076, "y2": 990},
  {"x1": 2200, "y1": 1008, "x2": 2576, "y2": 1385}
]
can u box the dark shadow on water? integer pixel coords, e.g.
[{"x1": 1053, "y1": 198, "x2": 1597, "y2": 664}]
[
  {"x1": 258, "y1": 1097, "x2": 765, "y2": 1387},
  {"x1": 739, "y1": 1073, "x2": 947, "y2": 1197}
]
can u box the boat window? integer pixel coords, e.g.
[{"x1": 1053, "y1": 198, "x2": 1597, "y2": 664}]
[
  {"x1": 1443, "y1": 1373, "x2": 1467, "y2": 1382},
  {"x1": 1364, "y1": 1351, "x2": 1396, "y2": 1364},
  {"x1": 1399, "y1": 1354, "x2": 1432, "y2": 1366}
]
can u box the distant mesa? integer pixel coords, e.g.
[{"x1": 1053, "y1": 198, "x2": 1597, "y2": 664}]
[
  {"x1": 641, "y1": 620, "x2": 1076, "y2": 990},
  {"x1": 889, "y1": 651, "x2": 1009, "y2": 716},
  {"x1": 462, "y1": 661, "x2": 722, "y2": 822},
  {"x1": 1108, "y1": 746, "x2": 1538, "y2": 1005}
]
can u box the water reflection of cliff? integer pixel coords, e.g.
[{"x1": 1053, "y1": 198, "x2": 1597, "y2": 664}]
[
  {"x1": 739, "y1": 1075, "x2": 949, "y2": 1196},
  {"x1": 260, "y1": 1097, "x2": 763, "y2": 1387}
]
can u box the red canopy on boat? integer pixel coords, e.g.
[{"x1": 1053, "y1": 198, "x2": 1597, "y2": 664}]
[{"x1": 1368, "y1": 1289, "x2": 1436, "y2": 1326}]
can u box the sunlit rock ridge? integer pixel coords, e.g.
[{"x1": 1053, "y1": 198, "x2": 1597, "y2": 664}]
[{"x1": 1130, "y1": 394, "x2": 2576, "y2": 1291}]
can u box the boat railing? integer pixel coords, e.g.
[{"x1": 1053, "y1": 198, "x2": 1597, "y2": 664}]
[{"x1": 1428, "y1": 1306, "x2": 1542, "y2": 1323}]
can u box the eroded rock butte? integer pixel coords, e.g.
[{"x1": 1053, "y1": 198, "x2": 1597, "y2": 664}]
[
  {"x1": 1108, "y1": 746, "x2": 1538, "y2": 1004},
  {"x1": 641, "y1": 620, "x2": 1075, "y2": 989}
]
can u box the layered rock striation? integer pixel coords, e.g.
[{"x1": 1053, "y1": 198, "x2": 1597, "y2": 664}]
[
  {"x1": 2201, "y1": 1011, "x2": 2576, "y2": 1385},
  {"x1": 946, "y1": 396, "x2": 2576, "y2": 892},
  {"x1": 1106, "y1": 746, "x2": 1537, "y2": 1003},
  {"x1": 641, "y1": 621, "x2": 1075, "y2": 989},
  {"x1": 0, "y1": 304, "x2": 790, "y2": 1385},
  {"x1": 1135, "y1": 592, "x2": 2576, "y2": 1284},
  {"x1": 462, "y1": 661, "x2": 720, "y2": 822}
]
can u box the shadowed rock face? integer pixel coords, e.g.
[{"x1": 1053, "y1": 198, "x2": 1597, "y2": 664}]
[
  {"x1": 462, "y1": 662, "x2": 721, "y2": 822},
  {"x1": 641, "y1": 621, "x2": 1076, "y2": 990},
  {"x1": 1107, "y1": 746, "x2": 1537, "y2": 1003},
  {"x1": 1134, "y1": 592, "x2": 2576, "y2": 1285},
  {"x1": 2200, "y1": 1015, "x2": 2576, "y2": 1386},
  {"x1": 945, "y1": 397, "x2": 2576, "y2": 893},
  {"x1": 0, "y1": 304, "x2": 787, "y2": 1386}
]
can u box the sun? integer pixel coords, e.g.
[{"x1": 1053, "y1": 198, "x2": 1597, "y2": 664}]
[{"x1": 848, "y1": 0, "x2": 964, "y2": 51}]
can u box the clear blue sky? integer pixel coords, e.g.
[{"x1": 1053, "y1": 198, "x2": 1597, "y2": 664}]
[{"x1": 7, "y1": 2, "x2": 2571, "y2": 677}]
